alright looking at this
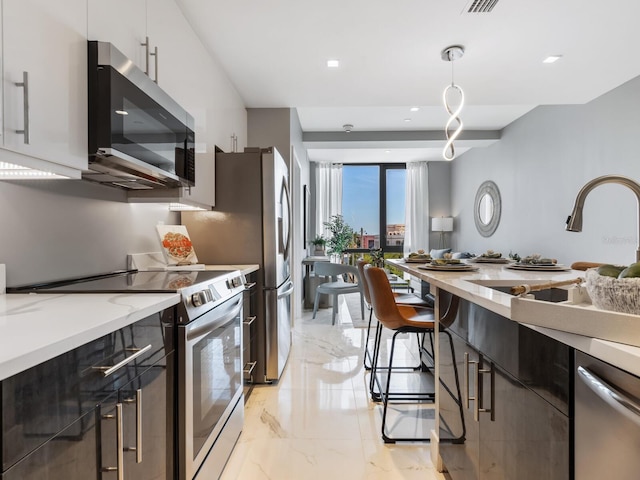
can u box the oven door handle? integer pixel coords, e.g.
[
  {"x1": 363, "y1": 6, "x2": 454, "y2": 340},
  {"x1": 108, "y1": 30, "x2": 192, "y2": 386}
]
[
  {"x1": 186, "y1": 295, "x2": 242, "y2": 342},
  {"x1": 578, "y1": 366, "x2": 640, "y2": 427}
]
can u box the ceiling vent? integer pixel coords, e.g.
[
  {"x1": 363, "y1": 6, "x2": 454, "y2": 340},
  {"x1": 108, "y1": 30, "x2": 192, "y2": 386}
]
[{"x1": 466, "y1": 0, "x2": 499, "y2": 13}]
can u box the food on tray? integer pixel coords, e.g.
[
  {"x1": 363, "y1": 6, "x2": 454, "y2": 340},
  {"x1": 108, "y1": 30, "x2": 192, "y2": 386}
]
[
  {"x1": 407, "y1": 249, "x2": 431, "y2": 261},
  {"x1": 480, "y1": 249, "x2": 502, "y2": 258},
  {"x1": 432, "y1": 258, "x2": 461, "y2": 265},
  {"x1": 518, "y1": 254, "x2": 557, "y2": 265}
]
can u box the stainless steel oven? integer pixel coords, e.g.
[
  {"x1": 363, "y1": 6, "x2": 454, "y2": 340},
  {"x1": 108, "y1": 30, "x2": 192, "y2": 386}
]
[{"x1": 178, "y1": 291, "x2": 244, "y2": 480}]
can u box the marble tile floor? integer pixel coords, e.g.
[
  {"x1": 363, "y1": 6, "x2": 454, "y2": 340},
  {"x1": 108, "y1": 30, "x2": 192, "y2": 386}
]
[{"x1": 220, "y1": 297, "x2": 447, "y2": 480}]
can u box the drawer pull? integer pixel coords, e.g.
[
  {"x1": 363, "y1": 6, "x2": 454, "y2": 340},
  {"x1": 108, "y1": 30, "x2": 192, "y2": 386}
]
[
  {"x1": 102, "y1": 403, "x2": 124, "y2": 480},
  {"x1": 123, "y1": 389, "x2": 143, "y2": 463},
  {"x1": 243, "y1": 316, "x2": 256, "y2": 326},
  {"x1": 93, "y1": 344, "x2": 152, "y2": 377}
]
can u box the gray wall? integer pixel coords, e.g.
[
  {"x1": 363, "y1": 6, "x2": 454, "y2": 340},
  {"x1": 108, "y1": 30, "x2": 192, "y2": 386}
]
[
  {"x1": 452, "y1": 75, "x2": 640, "y2": 266},
  {"x1": 0, "y1": 180, "x2": 178, "y2": 286}
]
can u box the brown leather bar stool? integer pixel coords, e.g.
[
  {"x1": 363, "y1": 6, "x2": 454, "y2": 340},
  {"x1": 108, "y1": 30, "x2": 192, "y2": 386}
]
[
  {"x1": 356, "y1": 259, "x2": 431, "y2": 371},
  {"x1": 363, "y1": 265, "x2": 437, "y2": 443}
]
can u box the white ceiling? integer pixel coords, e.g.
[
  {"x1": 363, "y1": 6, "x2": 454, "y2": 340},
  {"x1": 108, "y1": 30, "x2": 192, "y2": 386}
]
[{"x1": 175, "y1": 0, "x2": 640, "y2": 163}]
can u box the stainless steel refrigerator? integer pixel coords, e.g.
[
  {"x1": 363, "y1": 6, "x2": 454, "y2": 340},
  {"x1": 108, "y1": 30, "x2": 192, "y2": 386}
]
[{"x1": 182, "y1": 146, "x2": 293, "y2": 383}]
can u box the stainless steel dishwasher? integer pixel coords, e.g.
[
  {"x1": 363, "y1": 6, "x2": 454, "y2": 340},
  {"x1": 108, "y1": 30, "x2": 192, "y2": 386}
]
[{"x1": 575, "y1": 351, "x2": 640, "y2": 479}]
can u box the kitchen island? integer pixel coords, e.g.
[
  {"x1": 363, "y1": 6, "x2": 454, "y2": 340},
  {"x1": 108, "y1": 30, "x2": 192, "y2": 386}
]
[
  {"x1": 387, "y1": 259, "x2": 640, "y2": 480},
  {"x1": 388, "y1": 259, "x2": 640, "y2": 376}
]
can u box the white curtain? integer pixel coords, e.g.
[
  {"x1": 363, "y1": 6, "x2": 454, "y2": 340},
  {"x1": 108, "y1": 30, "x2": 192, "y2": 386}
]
[
  {"x1": 315, "y1": 163, "x2": 343, "y2": 238},
  {"x1": 403, "y1": 161, "x2": 429, "y2": 256}
]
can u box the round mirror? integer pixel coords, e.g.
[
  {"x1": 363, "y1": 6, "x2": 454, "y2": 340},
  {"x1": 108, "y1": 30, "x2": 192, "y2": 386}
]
[
  {"x1": 474, "y1": 181, "x2": 501, "y2": 237},
  {"x1": 478, "y1": 194, "x2": 494, "y2": 225}
]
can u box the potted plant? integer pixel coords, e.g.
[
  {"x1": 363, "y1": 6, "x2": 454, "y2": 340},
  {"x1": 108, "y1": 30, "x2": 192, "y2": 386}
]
[
  {"x1": 369, "y1": 248, "x2": 385, "y2": 268},
  {"x1": 323, "y1": 214, "x2": 354, "y2": 261},
  {"x1": 310, "y1": 235, "x2": 327, "y2": 255}
]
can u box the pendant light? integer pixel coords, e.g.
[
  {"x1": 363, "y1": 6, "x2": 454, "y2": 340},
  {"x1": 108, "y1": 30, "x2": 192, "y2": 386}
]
[{"x1": 441, "y1": 45, "x2": 465, "y2": 161}]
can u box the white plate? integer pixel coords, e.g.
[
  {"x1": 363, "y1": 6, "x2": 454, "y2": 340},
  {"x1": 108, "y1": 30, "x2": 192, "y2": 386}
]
[
  {"x1": 506, "y1": 263, "x2": 570, "y2": 271},
  {"x1": 419, "y1": 264, "x2": 479, "y2": 272}
]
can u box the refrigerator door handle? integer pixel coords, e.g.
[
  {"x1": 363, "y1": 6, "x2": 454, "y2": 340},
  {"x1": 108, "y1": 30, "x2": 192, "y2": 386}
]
[
  {"x1": 279, "y1": 177, "x2": 292, "y2": 261},
  {"x1": 278, "y1": 282, "x2": 295, "y2": 299}
]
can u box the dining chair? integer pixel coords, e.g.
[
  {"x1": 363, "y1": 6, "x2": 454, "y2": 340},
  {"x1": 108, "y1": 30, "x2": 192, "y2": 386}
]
[
  {"x1": 356, "y1": 259, "x2": 431, "y2": 371},
  {"x1": 364, "y1": 265, "x2": 465, "y2": 443},
  {"x1": 312, "y1": 262, "x2": 364, "y2": 325}
]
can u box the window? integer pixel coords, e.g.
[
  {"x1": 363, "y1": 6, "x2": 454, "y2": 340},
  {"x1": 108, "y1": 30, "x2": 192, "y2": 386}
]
[{"x1": 342, "y1": 164, "x2": 406, "y2": 253}]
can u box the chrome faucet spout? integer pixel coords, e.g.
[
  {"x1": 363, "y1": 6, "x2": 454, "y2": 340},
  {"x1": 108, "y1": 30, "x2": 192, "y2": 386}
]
[{"x1": 566, "y1": 175, "x2": 640, "y2": 262}]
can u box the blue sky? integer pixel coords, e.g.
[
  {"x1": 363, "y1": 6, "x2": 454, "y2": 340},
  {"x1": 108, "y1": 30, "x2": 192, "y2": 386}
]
[{"x1": 342, "y1": 166, "x2": 406, "y2": 235}]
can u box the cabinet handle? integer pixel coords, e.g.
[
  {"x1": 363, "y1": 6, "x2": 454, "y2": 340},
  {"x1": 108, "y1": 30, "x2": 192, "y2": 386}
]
[
  {"x1": 244, "y1": 282, "x2": 257, "y2": 291},
  {"x1": 150, "y1": 46, "x2": 158, "y2": 84},
  {"x1": 243, "y1": 316, "x2": 256, "y2": 326},
  {"x1": 93, "y1": 344, "x2": 152, "y2": 377},
  {"x1": 464, "y1": 352, "x2": 476, "y2": 410},
  {"x1": 15, "y1": 71, "x2": 30, "y2": 144},
  {"x1": 123, "y1": 389, "x2": 143, "y2": 463},
  {"x1": 476, "y1": 362, "x2": 494, "y2": 422},
  {"x1": 102, "y1": 403, "x2": 124, "y2": 480},
  {"x1": 141, "y1": 37, "x2": 150, "y2": 76}
]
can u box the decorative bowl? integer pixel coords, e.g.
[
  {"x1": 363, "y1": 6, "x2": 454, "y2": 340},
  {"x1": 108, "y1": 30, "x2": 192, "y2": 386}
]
[{"x1": 585, "y1": 268, "x2": 640, "y2": 315}]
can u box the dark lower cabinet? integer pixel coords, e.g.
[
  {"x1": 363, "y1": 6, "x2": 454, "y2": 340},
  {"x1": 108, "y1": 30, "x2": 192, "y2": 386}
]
[
  {"x1": 438, "y1": 293, "x2": 572, "y2": 480},
  {"x1": 100, "y1": 353, "x2": 174, "y2": 479},
  {"x1": 1, "y1": 309, "x2": 175, "y2": 480},
  {"x1": 2, "y1": 409, "x2": 99, "y2": 480}
]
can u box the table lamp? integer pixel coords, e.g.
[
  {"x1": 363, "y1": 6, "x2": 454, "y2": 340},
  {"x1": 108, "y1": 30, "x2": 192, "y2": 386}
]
[{"x1": 432, "y1": 217, "x2": 454, "y2": 249}]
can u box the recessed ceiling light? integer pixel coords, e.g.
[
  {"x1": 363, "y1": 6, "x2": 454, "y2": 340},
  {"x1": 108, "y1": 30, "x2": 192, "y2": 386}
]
[
  {"x1": 410, "y1": 107, "x2": 420, "y2": 112},
  {"x1": 404, "y1": 118, "x2": 412, "y2": 122},
  {"x1": 543, "y1": 55, "x2": 562, "y2": 64},
  {"x1": 115, "y1": 110, "x2": 129, "y2": 115},
  {"x1": 327, "y1": 59, "x2": 340, "y2": 68},
  {"x1": 385, "y1": 150, "x2": 391, "y2": 153}
]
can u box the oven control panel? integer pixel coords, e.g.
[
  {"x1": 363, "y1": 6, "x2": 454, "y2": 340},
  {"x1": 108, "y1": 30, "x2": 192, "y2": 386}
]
[{"x1": 191, "y1": 289, "x2": 213, "y2": 307}]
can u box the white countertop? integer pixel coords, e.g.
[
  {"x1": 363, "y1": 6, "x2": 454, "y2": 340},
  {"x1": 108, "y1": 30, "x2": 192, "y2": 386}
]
[
  {"x1": 0, "y1": 292, "x2": 179, "y2": 381},
  {"x1": 204, "y1": 264, "x2": 260, "y2": 275},
  {"x1": 389, "y1": 259, "x2": 640, "y2": 377},
  {"x1": 0, "y1": 264, "x2": 259, "y2": 382}
]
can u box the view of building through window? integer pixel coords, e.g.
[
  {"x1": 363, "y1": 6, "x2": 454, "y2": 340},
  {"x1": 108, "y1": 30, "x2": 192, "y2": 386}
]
[{"x1": 342, "y1": 164, "x2": 406, "y2": 251}]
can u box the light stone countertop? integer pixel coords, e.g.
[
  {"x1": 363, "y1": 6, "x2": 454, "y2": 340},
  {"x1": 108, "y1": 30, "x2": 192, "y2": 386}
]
[
  {"x1": 0, "y1": 264, "x2": 259, "y2": 382},
  {"x1": 388, "y1": 259, "x2": 640, "y2": 377},
  {"x1": 0, "y1": 292, "x2": 180, "y2": 381},
  {"x1": 204, "y1": 264, "x2": 260, "y2": 275}
]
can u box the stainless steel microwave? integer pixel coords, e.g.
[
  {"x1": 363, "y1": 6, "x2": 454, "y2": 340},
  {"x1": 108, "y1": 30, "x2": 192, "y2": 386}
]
[{"x1": 85, "y1": 41, "x2": 195, "y2": 190}]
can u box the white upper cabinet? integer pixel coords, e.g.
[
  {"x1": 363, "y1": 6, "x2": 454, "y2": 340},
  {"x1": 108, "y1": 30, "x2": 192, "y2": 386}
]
[
  {"x1": 1, "y1": 0, "x2": 88, "y2": 175},
  {"x1": 87, "y1": 0, "x2": 148, "y2": 73},
  {"x1": 127, "y1": 151, "x2": 215, "y2": 209}
]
